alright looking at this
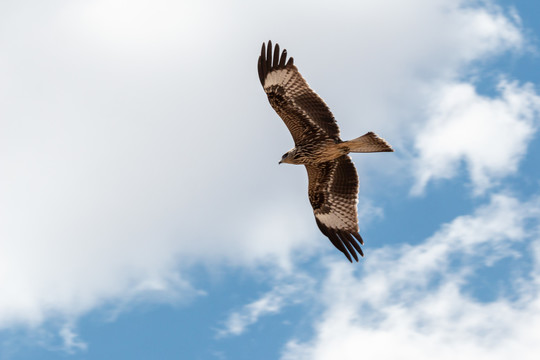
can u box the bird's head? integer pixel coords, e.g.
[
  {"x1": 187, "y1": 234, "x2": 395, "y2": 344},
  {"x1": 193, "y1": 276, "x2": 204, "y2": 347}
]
[{"x1": 279, "y1": 150, "x2": 296, "y2": 164}]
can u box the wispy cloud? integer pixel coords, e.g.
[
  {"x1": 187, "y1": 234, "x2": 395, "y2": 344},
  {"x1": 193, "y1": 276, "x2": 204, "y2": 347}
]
[
  {"x1": 217, "y1": 274, "x2": 315, "y2": 337},
  {"x1": 59, "y1": 324, "x2": 87, "y2": 354}
]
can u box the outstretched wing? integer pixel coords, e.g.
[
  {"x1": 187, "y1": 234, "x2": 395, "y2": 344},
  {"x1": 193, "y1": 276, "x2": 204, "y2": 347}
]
[
  {"x1": 306, "y1": 155, "x2": 364, "y2": 262},
  {"x1": 258, "y1": 41, "x2": 341, "y2": 145}
]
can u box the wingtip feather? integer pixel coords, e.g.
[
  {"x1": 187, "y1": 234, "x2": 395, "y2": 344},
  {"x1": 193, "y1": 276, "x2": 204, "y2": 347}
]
[
  {"x1": 266, "y1": 40, "x2": 272, "y2": 70},
  {"x1": 352, "y1": 232, "x2": 364, "y2": 245},
  {"x1": 257, "y1": 57, "x2": 263, "y2": 85},
  {"x1": 273, "y1": 43, "x2": 280, "y2": 70},
  {"x1": 260, "y1": 42, "x2": 267, "y2": 84},
  {"x1": 279, "y1": 49, "x2": 287, "y2": 67},
  {"x1": 286, "y1": 57, "x2": 294, "y2": 67}
]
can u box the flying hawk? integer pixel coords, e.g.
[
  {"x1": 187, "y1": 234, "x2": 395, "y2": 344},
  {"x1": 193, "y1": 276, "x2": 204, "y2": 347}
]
[{"x1": 257, "y1": 41, "x2": 393, "y2": 262}]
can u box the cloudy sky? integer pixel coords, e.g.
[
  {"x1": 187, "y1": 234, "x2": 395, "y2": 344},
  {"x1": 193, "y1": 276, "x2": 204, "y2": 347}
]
[{"x1": 1, "y1": 0, "x2": 540, "y2": 358}]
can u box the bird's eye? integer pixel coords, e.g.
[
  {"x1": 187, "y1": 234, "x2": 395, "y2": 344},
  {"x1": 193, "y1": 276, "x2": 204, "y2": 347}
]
[{"x1": 282, "y1": 153, "x2": 288, "y2": 159}]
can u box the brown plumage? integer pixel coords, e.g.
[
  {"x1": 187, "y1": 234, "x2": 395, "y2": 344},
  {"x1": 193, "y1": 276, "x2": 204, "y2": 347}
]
[{"x1": 258, "y1": 41, "x2": 393, "y2": 262}]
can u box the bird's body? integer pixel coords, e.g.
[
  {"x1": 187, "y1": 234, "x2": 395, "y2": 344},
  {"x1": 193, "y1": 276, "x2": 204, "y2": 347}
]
[
  {"x1": 258, "y1": 41, "x2": 393, "y2": 262},
  {"x1": 280, "y1": 139, "x2": 346, "y2": 165}
]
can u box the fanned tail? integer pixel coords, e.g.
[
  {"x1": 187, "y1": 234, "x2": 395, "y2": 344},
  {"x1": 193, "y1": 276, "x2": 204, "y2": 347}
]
[{"x1": 343, "y1": 132, "x2": 393, "y2": 153}]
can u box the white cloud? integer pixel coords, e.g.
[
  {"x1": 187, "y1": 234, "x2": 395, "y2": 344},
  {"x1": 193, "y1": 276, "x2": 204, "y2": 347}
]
[
  {"x1": 281, "y1": 194, "x2": 540, "y2": 360},
  {"x1": 217, "y1": 273, "x2": 315, "y2": 337},
  {"x1": 0, "y1": 0, "x2": 537, "y2": 349},
  {"x1": 412, "y1": 80, "x2": 540, "y2": 195},
  {"x1": 59, "y1": 324, "x2": 87, "y2": 354}
]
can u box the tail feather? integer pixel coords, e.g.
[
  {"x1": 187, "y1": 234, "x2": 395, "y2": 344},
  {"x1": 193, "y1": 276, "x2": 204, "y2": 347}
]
[{"x1": 343, "y1": 132, "x2": 393, "y2": 153}]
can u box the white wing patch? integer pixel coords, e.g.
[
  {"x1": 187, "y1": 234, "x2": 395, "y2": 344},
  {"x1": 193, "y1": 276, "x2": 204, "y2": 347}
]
[
  {"x1": 315, "y1": 212, "x2": 356, "y2": 230},
  {"x1": 263, "y1": 69, "x2": 294, "y2": 89}
]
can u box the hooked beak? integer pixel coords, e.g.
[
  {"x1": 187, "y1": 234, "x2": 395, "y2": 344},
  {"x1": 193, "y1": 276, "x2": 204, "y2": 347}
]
[{"x1": 278, "y1": 160, "x2": 282, "y2": 164}]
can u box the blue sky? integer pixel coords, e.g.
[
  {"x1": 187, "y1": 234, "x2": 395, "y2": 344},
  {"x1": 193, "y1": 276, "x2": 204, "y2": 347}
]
[{"x1": 1, "y1": 0, "x2": 540, "y2": 359}]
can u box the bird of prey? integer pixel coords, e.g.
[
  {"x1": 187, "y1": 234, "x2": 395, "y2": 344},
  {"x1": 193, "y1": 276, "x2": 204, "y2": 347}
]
[{"x1": 257, "y1": 41, "x2": 393, "y2": 262}]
